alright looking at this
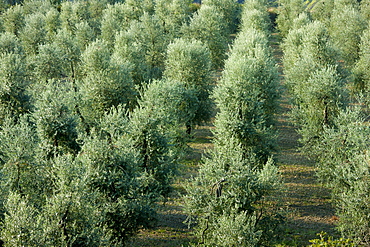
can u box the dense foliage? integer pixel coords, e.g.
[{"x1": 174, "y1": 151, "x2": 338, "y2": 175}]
[
  {"x1": 278, "y1": 0, "x2": 370, "y2": 244},
  {"x1": 184, "y1": 1, "x2": 282, "y2": 246},
  {"x1": 2, "y1": 0, "x2": 368, "y2": 245},
  {"x1": 0, "y1": 0, "x2": 207, "y2": 245}
]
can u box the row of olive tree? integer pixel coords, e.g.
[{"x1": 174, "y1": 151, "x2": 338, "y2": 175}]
[
  {"x1": 282, "y1": 14, "x2": 346, "y2": 152},
  {"x1": 279, "y1": 0, "x2": 370, "y2": 244},
  {"x1": 184, "y1": 0, "x2": 283, "y2": 246},
  {"x1": 0, "y1": 0, "x2": 234, "y2": 245}
]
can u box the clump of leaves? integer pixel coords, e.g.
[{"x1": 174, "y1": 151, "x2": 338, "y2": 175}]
[{"x1": 309, "y1": 232, "x2": 354, "y2": 247}]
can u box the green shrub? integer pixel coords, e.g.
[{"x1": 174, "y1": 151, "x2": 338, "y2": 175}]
[{"x1": 309, "y1": 232, "x2": 354, "y2": 247}]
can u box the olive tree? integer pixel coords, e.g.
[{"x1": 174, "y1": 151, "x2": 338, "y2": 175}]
[
  {"x1": 201, "y1": 0, "x2": 241, "y2": 34},
  {"x1": 79, "y1": 39, "x2": 135, "y2": 127},
  {"x1": 100, "y1": 2, "x2": 128, "y2": 47},
  {"x1": 32, "y1": 79, "x2": 80, "y2": 160},
  {"x1": 282, "y1": 20, "x2": 346, "y2": 154},
  {"x1": 213, "y1": 28, "x2": 279, "y2": 163},
  {"x1": 276, "y1": 0, "x2": 306, "y2": 38},
  {"x1": 184, "y1": 142, "x2": 281, "y2": 246},
  {"x1": 164, "y1": 38, "x2": 213, "y2": 134},
  {"x1": 126, "y1": 80, "x2": 188, "y2": 199},
  {"x1": 181, "y1": 5, "x2": 228, "y2": 69},
  {"x1": 0, "y1": 51, "x2": 30, "y2": 124},
  {"x1": 19, "y1": 12, "x2": 47, "y2": 56},
  {"x1": 155, "y1": 0, "x2": 192, "y2": 39},
  {"x1": 312, "y1": 108, "x2": 370, "y2": 245},
  {"x1": 184, "y1": 24, "x2": 282, "y2": 246},
  {"x1": 119, "y1": 13, "x2": 169, "y2": 81},
  {"x1": 352, "y1": 27, "x2": 370, "y2": 100},
  {"x1": 329, "y1": 5, "x2": 366, "y2": 68},
  {"x1": 1, "y1": 4, "x2": 25, "y2": 36}
]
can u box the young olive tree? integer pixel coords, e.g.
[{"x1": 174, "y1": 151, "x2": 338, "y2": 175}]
[
  {"x1": 135, "y1": 79, "x2": 198, "y2": 143},
  {"x1": 53, "y1": 28, "x2": 81, "y2": 80},
  {"x1": 0, "y1": 109, "x2": 158, "y2": 246},
  {"x1": 360, "y1": 0, "x2": 370, "y2": 21},
  {"x1": 184, "y1": 25, "x2": 282, "y2": 246},
  {"x1": 0, "y1": 31, "x2": 23, "y2": 54},
  {"x1": 291, "y1": 65, "x2": 345, "y2": 154},
  {"x1": 352, "y1": 27, "x2": 370, "y2": 100},
  {"x1": 240, "y1": 6, "x2": 271, "y2": 34},
  {"x1": 164, "y1": 38, "x2": 213, "y2": 134},
  {"x1": 312, "y1": 108, "x2": 370, "y2": 245},
  {"x1": 329, "y1": 5, "x2": 366, "y2": 68},
  {"x1": 282, "y1": 20, "x2": 346, "y2": 154},
  {"x1": 127, "y1": 80, "x2": 188, "y2": 199},
  {"x1": 181, "y1": 5, "x2": 228, "y2": 69},
  {"x1": 121, "y1": 0, "x2": 155, "y2": 23},
  {"x1": 30, "y1": 43, "x2": 67, "y2": 83},
  {"x1": 113, "y1": 30, "x2": 150, "y2": 86},
  {"x1": 201, "y1": 0, "x2": 241, "y2": 34},
  {"x1": 120, "y1": 13, "x2": 169, "y2": 81},
  {"x1": 1, "y1": 4, "x2": 25, "y2": 36},
  {"x1": 73, "y1": 21, "x2": 96, "y2": 52},
  {"x1": 310, "y1": 0, "x2": 334, "y2": 24},
  {"x1": 79, "y1": 39, "x2": 135, "y2": 127},
  {"x1": 184, "y1": 142, "x2": 281, "y2": 246},
  {"x1": 77, "y1": 126, "x2": 156, "y2": 245},
  {"x1": 0, "y1": 115, "x2": 42, "y2": 207},
  {"x1": 44, "y1": 7, "x2": 60, "y2": 42},
  {"x1": 155, "y1": 0, "x2": 192, "y2": 39},
  {"x1": 0, "y1": 51, "x2": 30, "y2": 124},
  {"x1": 32, "y1": 79, "x2": 80, "y2": 160},
  {"x1": 213, "y1": 28, "x2": 279, "y2": 163},
  {"x1": 21, "y1": 0, "x2": 54, "y2": 16},
  {"x1": 1, "y1": 153, "x2": 108, "y2": 247},
  {"x1": 59, "y1": 0, "x2": 101, "y2": 37},
  {"x1": 100, "y1": 2, "x2": 128, "y2": 47},
  {"x1": 19, "y1": 12, "x2": 47, "y2": 56},
  {"x1": 282, "y1": 20, "x2": 337, "y2": 91},
  {"x1": 276, "y1": 0, "x2": 306, "y2": 38}
]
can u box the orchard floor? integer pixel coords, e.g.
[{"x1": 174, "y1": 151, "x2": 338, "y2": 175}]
[{"x1": 126, "y1": 33, "x2": 339, "y2": 247}]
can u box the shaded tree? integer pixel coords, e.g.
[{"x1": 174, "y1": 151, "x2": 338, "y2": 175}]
[
  {"x1": 1, "y1": 4, "x2": 25, "y2": 36},
  {"x1": 0, "y1": 51, "x2": 30, "y2": 124},
  {"x1": 276, "y1": 0, "x2": 306, "y2": 38},
  {"x1": 155, "y1": 0, "x2": 192, "y2": 39},
  {"x1": 32, "y1": 79, "x2": 80, "y2": 159}
]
